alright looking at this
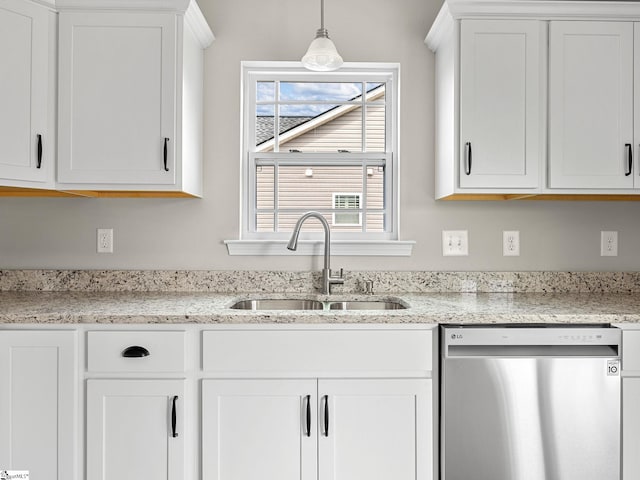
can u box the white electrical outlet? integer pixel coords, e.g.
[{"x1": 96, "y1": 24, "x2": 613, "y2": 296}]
[
  {"x1": 442, "y1": 230, "x2": 469, "y2": 256},
  {"x1": 600, "y1": 231, "x2": 618, "y2": 257},
  {"x1": 97, "y1": 228, "x2": 113, "y2": 253},
  {"x1": 503, "y1": 231, "x2": 520, "y2": 256}
]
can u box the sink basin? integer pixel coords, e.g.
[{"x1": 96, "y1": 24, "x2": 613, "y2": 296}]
[
  {"x1": 230, "y1": 298, "x2": 407, "y2": 311},
  {"x1": 328, "y1": 300, "x2": 406, "y2": 310},
  {"x1": 230, "y1": 299, "x2": 324, "y2": 310}
]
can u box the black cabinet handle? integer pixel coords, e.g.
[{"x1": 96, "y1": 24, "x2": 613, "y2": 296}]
[
  {"x1": 36, "y1": 134, "x2": 42, "y2": 169},
  {"x1": 163, "y1": 138, "x2": 170, "y2": 171},
  {"x1": 121, "y1": 345, "x2": 150, "y2": 358},
  {"x1": 626, "y1": 144, "x2": 633, "y2": 176},
  {"x1": 465, "y1": 142, "x2": 472, "y2": 175},
  {"x1": 305, "y1": 395, "x2": 311, "y2": 437},
  {"x1": 171, "y1": 395, "x2": 178, "y2": 438},
  {"x1": 323, "y1": 395, "x2": 329, "y2": 437}
]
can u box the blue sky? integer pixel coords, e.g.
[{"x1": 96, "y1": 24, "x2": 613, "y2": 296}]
[{"x1": 256, "y1": 82, "x2": 381, "y2": 117}]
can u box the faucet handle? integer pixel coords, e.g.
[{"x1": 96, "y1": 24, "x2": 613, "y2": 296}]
[{"x1": 364, "y1": 280, "x2": 374, "y2": 295}]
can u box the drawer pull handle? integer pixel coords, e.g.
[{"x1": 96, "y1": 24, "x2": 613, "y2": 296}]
[
  {"x1": 171, "y1": 395, "x2": 179, "y2": 438},
  {"x1": 122, "y1": 345, "x2": 150, "y2": 358},
  {"x1": 626, "y1": 143, "x2": 633, "y2": 176}
]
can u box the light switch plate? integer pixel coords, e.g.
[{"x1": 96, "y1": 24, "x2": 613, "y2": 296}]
[{"x1": 442, "y1": 230, "x2": 468, "y2": 256}]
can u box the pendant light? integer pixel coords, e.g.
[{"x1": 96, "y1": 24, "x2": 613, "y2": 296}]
[{"x1": 301, "y1": 0, "x2": 343, "y2": 71}]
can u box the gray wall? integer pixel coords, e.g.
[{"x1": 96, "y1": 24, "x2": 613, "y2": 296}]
[{"x1": 1, "y1": 0, "x2": 639, "y2": 272}]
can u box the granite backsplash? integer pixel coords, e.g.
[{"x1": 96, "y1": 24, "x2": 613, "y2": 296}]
[{"x1": 1, "y1": 270, "x2": 640, "y2": 294}]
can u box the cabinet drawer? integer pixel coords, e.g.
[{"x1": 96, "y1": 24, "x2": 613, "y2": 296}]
[
  {"x1": 87, "y1": 331, "x2": 185, "y2": 373},
  {"x1": 202, "y1": 328, "x2": 433, "y2": 376},
  {"x1": 623, "y1": 330, "x2": 640, "y2": 371}
]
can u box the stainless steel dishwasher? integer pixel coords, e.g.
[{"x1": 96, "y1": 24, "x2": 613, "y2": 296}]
[{"x1": 441, "y1": 325, "x2": 621, "y2": 480}]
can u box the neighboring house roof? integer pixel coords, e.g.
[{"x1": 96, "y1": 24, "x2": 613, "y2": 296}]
[
  {"x1": 256, "y1": 84, "x2": 386, "y2": 152},
  {"x1": 256, "y1": 116, "x2": 313, "y2": 146}
]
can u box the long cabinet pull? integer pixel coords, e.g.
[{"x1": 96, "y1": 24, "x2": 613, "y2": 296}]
[
  {"x1": 322, "y1": 395, "x2": 329, "y2": 437},
  {"x1": 36, "y1": 134, "x2": 42, "y2": 169},
  {"x1": 465, "y1": 142, "x2": 472, "y2": 175},
  {"x1": 171, "y1": 395, "x2": 179, "y2": 438},
  {"x1": 163, "y1": 138, "x2": 170, "y2": 172},
  {"x1": 626, "y1": 144, "x2": 633, "y2": 176},
  {"x1": 305, "y1": 395, "x2": 311, "y2": 437}
]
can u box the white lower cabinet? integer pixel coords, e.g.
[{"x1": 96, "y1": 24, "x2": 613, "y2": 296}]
[
  {"x1": 0, "y1": 331, "x2": 76, "y2": 479},
  {"x1": 202, "y1": 379, "x2": 318, "y2": 480},
  {"x1": 623, "y1": 377, "x2": 640, "y2": 479},
  {"x1": 85, "y1": 330, "x2": 187, "y2": 480},
  {"x1": 86, "y1": 379, "x2": 185, "y2": 480},
  {"x1": 623, "y1": 328, "x2": 640, "y2": 479},
  {"x1": 203, "y1": 378, "x2": 431, "y2": 480},
  {"x1": 2, "y1": 325, "x2": 435, "y2": 480},
  {"x1": 317, "y1": 378, "x2": 431, "y2": 480},
  {"x1": 201, "y1": 326, "x2": 435, "y2": 480}
]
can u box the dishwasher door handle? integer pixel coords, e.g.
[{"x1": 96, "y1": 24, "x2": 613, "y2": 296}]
[{"x1": 447, "y1": 344, "x2": 619, "y2": 358}]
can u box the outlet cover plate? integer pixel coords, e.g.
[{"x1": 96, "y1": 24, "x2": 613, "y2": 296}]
[
  {"x1": 97, "y1": 228, "x2": 113, "y2": 254},
  {"x1": 601, "y1": 231, "x2": 618, "y2": 257},
  {"x1": 503, "y1": 230, "x2": 520, "y2": 256}
]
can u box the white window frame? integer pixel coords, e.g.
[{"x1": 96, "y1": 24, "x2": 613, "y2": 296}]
[{"x1": 225, "y1": 61, "x2": 414, "y2": 256}]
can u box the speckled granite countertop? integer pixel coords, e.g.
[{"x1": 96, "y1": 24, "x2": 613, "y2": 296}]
[{"x1": 1, "y1": 291, "x2": 640, "y2": 324}]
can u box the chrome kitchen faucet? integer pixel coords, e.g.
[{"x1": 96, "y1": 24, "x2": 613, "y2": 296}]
[{"x1": 287, "y1": 211, "x2": 344, "y2": 294}]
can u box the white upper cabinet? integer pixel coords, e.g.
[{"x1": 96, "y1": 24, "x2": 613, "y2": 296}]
[
  {"x1": 56, "y1": 1, "x2": 213, "y2": 197},
  {"x1": 634, "y1": 23, "x2": 640, "y2": 188},
  {"x1": 0, "y1": 0, "x2": 55, "y2": 190},
  {"x1": 549, "y1": 21, "x2": 634, "y2": 189},
  {"x1": 58, "y1": 12, "x2": 177, "y2": 187},
  {"x1": 459, "y1": 20, "x2": 543, "y2": 190},
  {"x1": 427, "y1": 11, "x2": 545, "y2": 199},
  {"x1": 427, "y1": 0, "x2": 640, "y2": 200}
]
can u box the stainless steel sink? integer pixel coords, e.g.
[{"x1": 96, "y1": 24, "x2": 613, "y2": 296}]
[
  {"x1": 328, "y1": 300, "x2": 406, "y2": 310},
  {"x1": 230, "y1": 298, "x2": 407, "y2": 311},
  {"x1": 230, "y1": 299, "x2": 324, "y2": 310}
]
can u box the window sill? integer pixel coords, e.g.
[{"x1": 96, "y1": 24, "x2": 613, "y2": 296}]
[{"x1": 224, "y1": 240, "x2": 415, "y2": 256}]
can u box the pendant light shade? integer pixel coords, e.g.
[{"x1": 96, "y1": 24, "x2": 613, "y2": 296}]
[{"x1": 301, "y1": 0, "x2": 343, "y2": 71}]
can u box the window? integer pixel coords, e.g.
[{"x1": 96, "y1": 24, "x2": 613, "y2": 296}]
[
  {"x1": 228, "y1": 62, "x2": 411, "y2": 255},
  {"x1": 333, "y1": 193, "x2": 362, "y2": 226}
]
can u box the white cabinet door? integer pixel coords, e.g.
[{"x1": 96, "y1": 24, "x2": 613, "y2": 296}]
[
  {"x1": 459, "y1": 20, "x2": 542, "y2": 189},
  {"x1": 58, "y1": 12, "x2": 177, "y2": 186},
  {"x1": 0, "y1": 0, "x2": 53, "y2": 186},
  {"x1": 0, "y1": 331, "x2": 76, "y2": 480},
  {"x1": 634, "y1": 23, "x2": 640, "y2": 188},
  {"x1": 202, "y1": 379, "x2": 317, "y2": 480},
  {"x1": 318, "y1": 379, "x2": 432, "y2": 480},
  {"x1": 623, "y1": 377, "x2": 640, "y2": 480},
  {"x1": 549, "y1": 21, "x2": 633, "y2": 189},
  {"x1": 86, "y1": 379, "x2": 185, "y2": 480}
]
